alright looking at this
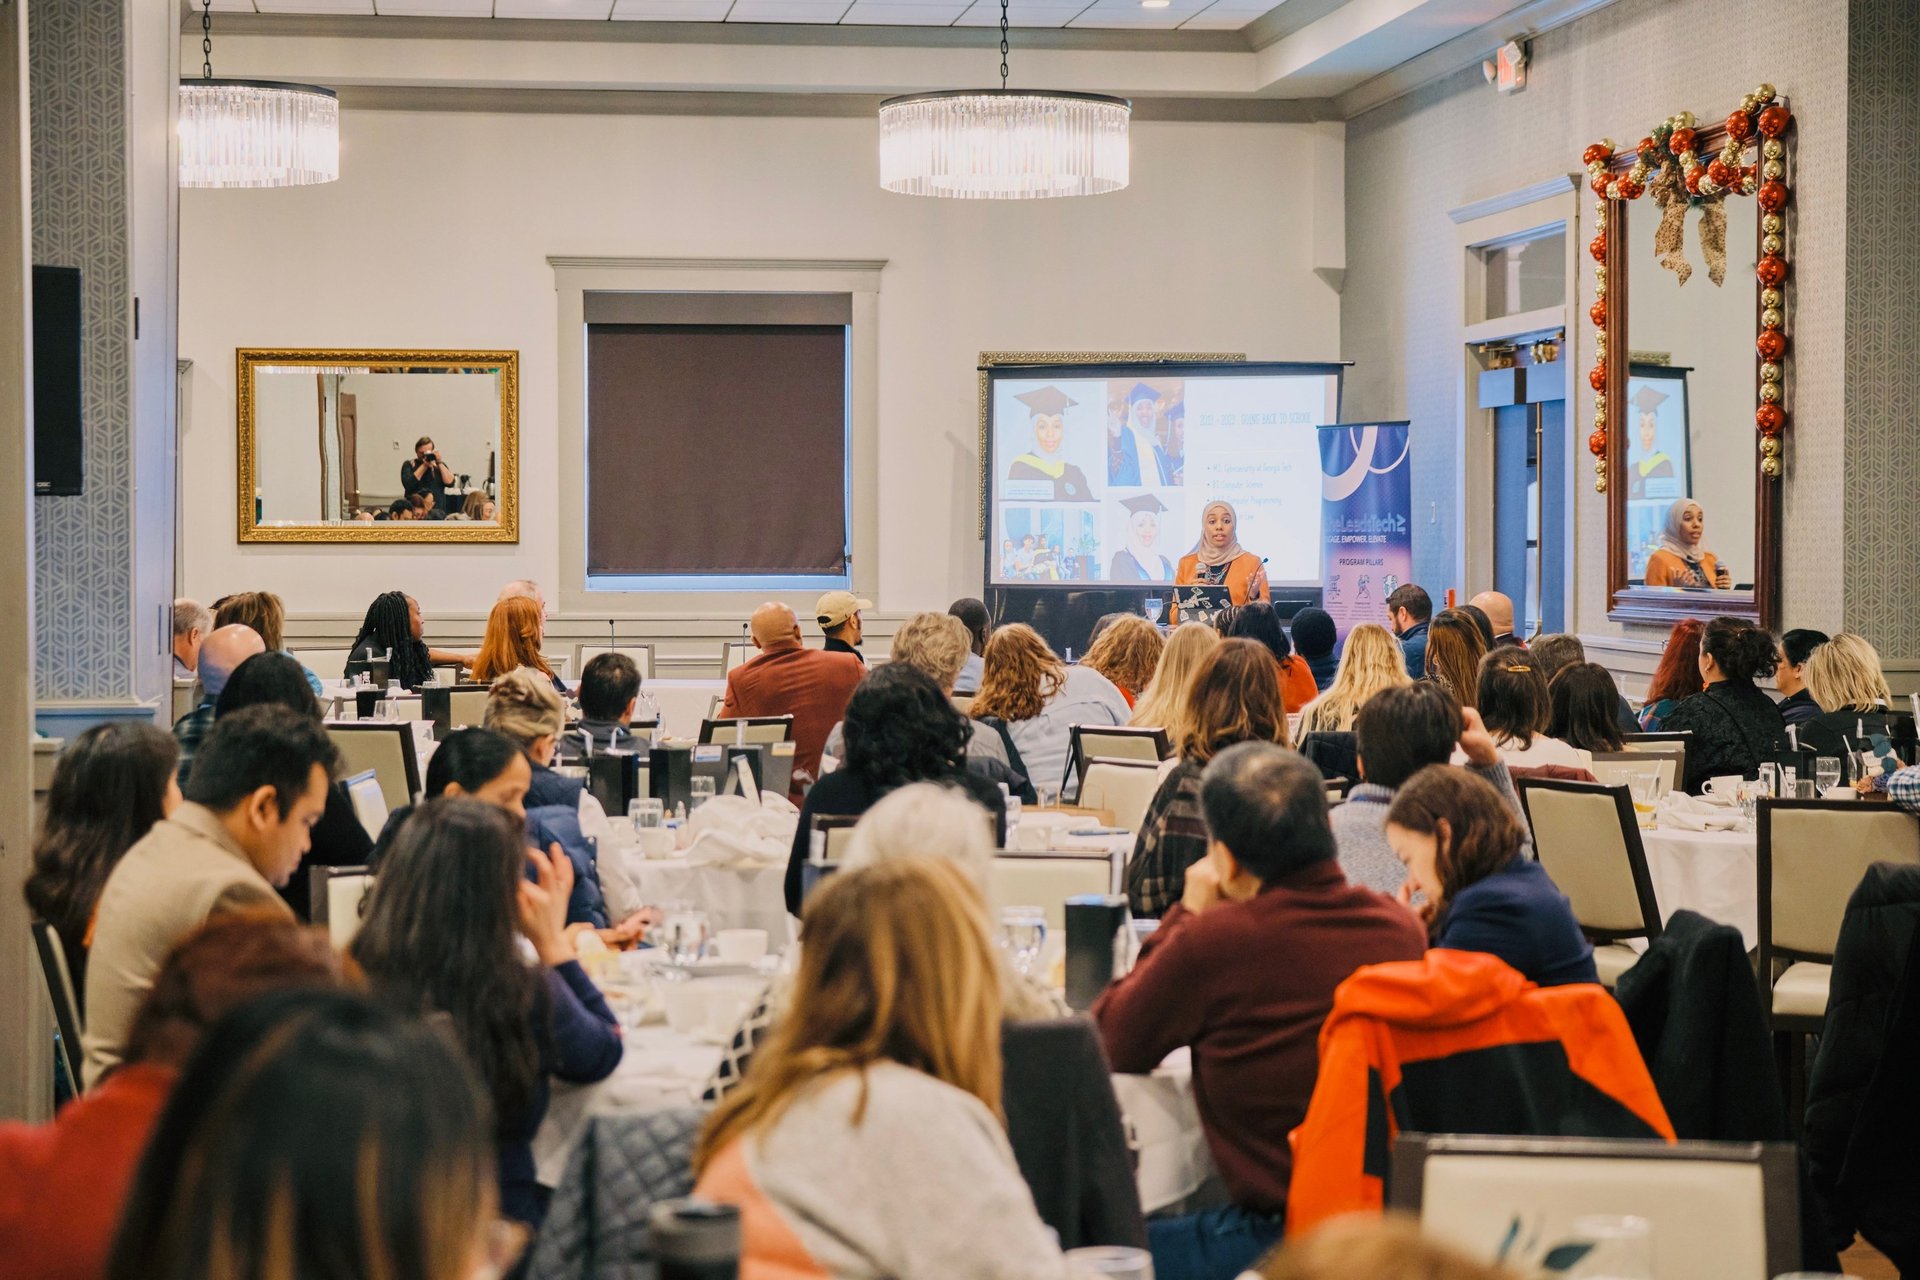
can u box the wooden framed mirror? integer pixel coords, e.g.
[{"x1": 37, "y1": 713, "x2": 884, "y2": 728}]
[
  {"x1": 236, "y1": 348, "x2": 519, "y2": 543},
  {"x1": 1587, "y1": 91, "x2": 1792, "y2": 629}
]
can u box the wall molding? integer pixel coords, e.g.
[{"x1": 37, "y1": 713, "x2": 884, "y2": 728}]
[
  {"x1": 546, "y1": 254, "x2": 886, "y2": 274},
  {"x1": 1447, "y1": 173, "x2": 1580, "y2": 225}
]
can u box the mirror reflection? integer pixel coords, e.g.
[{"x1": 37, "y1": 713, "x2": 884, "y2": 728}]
[
  {"x1": 1622, "y1": 168, "x2": 1758, "y2": 593},
  {"x1": 252, "y1": 362, "x2": 506, "y2": 526}
]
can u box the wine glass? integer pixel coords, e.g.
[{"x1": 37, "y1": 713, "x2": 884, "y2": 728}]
[
  {"x1": 1565, "y1": 1214, "x2": 1654, "y2": 1279},
  {"x1": 999, "y1": 906, "x2": 1048, "y2": 977},
  {"x1": 1142, "y1": 596, "x2": 1165, "y2": 625},
  {"x1": 628, "y1": 797, "x2": 664, "y2": 836},
  {"x1": 659, "y1": 903, "x2": 710, "y2": 968},
  {"x1": 1815, "y1": 757, "x2": 1842, "y2": 794}
]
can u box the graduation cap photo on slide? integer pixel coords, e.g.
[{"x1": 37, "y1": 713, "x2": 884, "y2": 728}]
[
  {"x1": 1005, "y1": 385, "x2": 1095, "y2": 503},
  {"x1": 1016, "y1": 385, "x2": 1078, "y2": 417},
  {"x1": 1631, "y1": 384, "x2": 1670, "y2": 413},
  {"x1": 1119, "y1": 493, "x2": 1167, "y2": 517}
]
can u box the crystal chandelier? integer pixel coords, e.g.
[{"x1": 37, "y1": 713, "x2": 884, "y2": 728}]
[
  {"x1": 877, "y1": 0, "x2": 1130, "y2": 200},
  {"x1": 178, "y1": 0, "x2": 339, "y2": 189}
]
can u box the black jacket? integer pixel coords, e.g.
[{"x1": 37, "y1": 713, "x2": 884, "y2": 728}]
[
  {"x1": 277, "y1": 781, "x2": 375, "y2": 920},
  {"x1": 1806, "y1": 862, "x2": 1920, "y2": 1269},
  {"x1": 1659, "y1": 680, "x2": 1789, "y2": 792},
  {"x1": 1297, "y1": 731, "x2": 1359, "y2": 784}
]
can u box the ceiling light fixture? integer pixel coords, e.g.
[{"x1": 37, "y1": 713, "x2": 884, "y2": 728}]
[
  {"x1": 178, "y1": 0, "x2": 339, "y2": 188},
  {"x1": 877, "y1": 0, "x2": 1130, "y2": 200},
  {"x1": 1141, "y1": 2, "x2": 1172, "y2": 9}
]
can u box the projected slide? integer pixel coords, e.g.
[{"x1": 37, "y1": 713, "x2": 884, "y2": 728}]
[{"x1": 989, "y1": 366, "x2": 1342, "y2": 588}]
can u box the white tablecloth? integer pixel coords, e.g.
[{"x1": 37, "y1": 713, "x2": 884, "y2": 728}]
[
  {"x1": 645, "y1": 678, "x2": 729, "y2": 741},
  {"x1": 1638, "y1": 824, "x2": 1759, "y2": 948},
  {"x1": 627, "y1": 854, "x2": 793, "y2": 940},
  {"x1": 1112, "y1": 1049, "x2": 1214, "y2": 1214}
]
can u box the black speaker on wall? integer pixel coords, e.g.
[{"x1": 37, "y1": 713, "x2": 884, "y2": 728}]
[{"x1": 32, "y1": 264, "x2": 83, "y2": 497}]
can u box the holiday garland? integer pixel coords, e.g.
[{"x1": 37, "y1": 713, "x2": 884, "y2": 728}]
[{"x1": 1581, "y1": 85, "x2": 1791, "y2": 493}]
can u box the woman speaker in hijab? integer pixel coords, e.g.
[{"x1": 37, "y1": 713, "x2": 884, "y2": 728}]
[
  {"x1": 1173, "y1": 499, "x2": 1270, "y2": 616},
  {"x1": 1109, "y1": 493, "x2": 1174, "y2": 582},
  {"x1": 1643, "y1": 498, "x2": 1733, "y2": 590},
  {"x1": 1004, "y1": 385, "x2": 1096, "y2": 502}
]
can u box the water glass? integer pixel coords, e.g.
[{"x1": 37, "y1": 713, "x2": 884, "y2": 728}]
[
  {"x1": 1628, "y1": 769, "x2": 1660, "y2": 826},
  {"x1": 1816, "y1": 757, "x2": 1843, "y2": 793},
  {"x1": 628, "y1": 798, "x2": 665, "y2": 834},
  {"x1": 1066, "y1": 1246, "x2": 1154, "y2": 1278},
  {"x1": 659, "y1": 903, "x2": 710, "y2": 967},
  {"x1": 1142, "y1": 597, "x2": 1165, "y2": 625},
  {"x1": 999, "y1": 905, "x2": 1048, "y2": 977},
  {"x1": 689, "y1": 775, "x2": 716, "y2": 810},
  {"x1": 1565, "y1": 1214, "x2": 1654, "y2": 1279},
  {"x1": 1794, "y1": 778, "x2": 1818, "y2": 800},
  {"x1": 1035, "y1": 781, "x2": 1062, "y2": 810}
]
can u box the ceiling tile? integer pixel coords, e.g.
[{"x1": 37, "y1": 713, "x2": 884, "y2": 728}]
[
  {"x1": 252, "y1": 0, "x2": 375, "y2": 12},
  {"x1": 1066, "y1": 10, "x2": 1192, "y2": 27},
  {"x1": 1176, "y1": 5, "x2": 1263, "y2": 26},
  {"x1": 376, "y1": 0, "x2": 493, "y2": 13},
  {"x1": 840, "y1": 1, "x2": 966, "y2": 20},
  {"x1": 952, "y1": 0, "x2": 1083, "y2": 24},
  {"x1": 610, "y1": 0, "x2": 730, "y2": 15},
  {"x1": 492, "y1": 0, "x2": 614, "y2": 16},
  {"x1": 203, "y1": 0, "x2": 260, "y2": 12},
  {"x1": 724, "y1": 0, "x2": 850, "y2": 19}
]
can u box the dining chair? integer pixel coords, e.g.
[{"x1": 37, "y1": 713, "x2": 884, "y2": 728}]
[
  {"x1": 1063, "y1": 725, "x2": 1171, "y2": 801},
  {"x1": 325, "y1": 723, "x2": 422, "y2": 813},
  {"x1": 988, "y1": 853, "x2": 1117, "y2": 934},
  {"x1": 30, "y1": 919, "x2": 84, "y2": 1093},
  {"x1": 574, "y1": 643, "x2": 656, "y2": 682},
  {"x1": 310, "y1": 864, "x2": 375, "y2": 951},
  {"x1": 1077, "y1": 759, "x2": 1162, "y2": 833},
  {"x1": 1516, "y1": 778, "x2": 1664, "y2": 988}
]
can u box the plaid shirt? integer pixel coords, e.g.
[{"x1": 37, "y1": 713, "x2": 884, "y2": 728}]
[
  {"x1": 1124, "y1": 758, "x2": 1208, "y2": 918},
  {"x1": 1887, "y1": 765, "x2": 1920, "y2": 809},
  {"x1": 172, "y1": 700, "x2": 216, "y2": 784}
]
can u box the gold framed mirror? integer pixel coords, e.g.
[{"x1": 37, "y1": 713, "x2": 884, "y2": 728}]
[{"x1": 236, "y1": 348, "x2": 519, "y2": 543}]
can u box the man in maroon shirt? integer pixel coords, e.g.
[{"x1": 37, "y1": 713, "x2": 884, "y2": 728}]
[
  {"x1": 721, "y1": 601, "x2": 866, "y2": 801},
  {"x1": 1093, "y1": 742, "x2": 1427, "y2": 1280}
]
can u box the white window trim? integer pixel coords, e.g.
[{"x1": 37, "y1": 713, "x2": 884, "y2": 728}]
[{"x1": 550, "y1": 256, "x2": 885, "y2": 618}]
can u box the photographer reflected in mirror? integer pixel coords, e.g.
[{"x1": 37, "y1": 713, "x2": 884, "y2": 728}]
[{"x1": 401, "y1": 436, "x2": 454, "y2": 515}]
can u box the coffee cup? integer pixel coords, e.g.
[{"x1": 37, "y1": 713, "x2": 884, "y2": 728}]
[
  {"x1": 715, "y1": 929, "x2": 769, "y2": 965},
  {"x1": 664, "y1": 982, "x2": 707, "y2": 1036},
  {"x1": 1704, "y1": 775, "x2": 1744, "y2": 799},
  {"x1": 637, "y1": 827, "x2": 677, "y2": 860}
]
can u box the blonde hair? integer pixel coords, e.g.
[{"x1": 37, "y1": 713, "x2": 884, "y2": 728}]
[
  {"x1": 970, "y1": 624, "x2": 1065, "y2": 723},
  {"x1": 471, "y1": 597, "x2": 551, "y2": 684},
  {"x1": 694, "y1": 858, "x2": 1003, "y2": 1171},
  {"x1": 213, "y1": 590, "x2": 287, "y2": 653},
  {"x1": 1256, "y1": 1214, "x2": 1519, "y2": 1280},
  {"x1": 1130, "y1": 622, "x2": 1221, "y2": 744},
  {"x1": 1805, "y1": 632, "x2": 1894, "y2": 713},
  {"x1": 482, "y1": 668, "x2": 566, "y2": 747},
  {"x1": 1081, "y1": 615, "x2": 1166, "y2": 697},
  {"x1": 887, "y1": 613, "x2": 973, "y2": 693},
  {"x1": 1298, "y1": 623, "x2": 1411, "y2": 734}
]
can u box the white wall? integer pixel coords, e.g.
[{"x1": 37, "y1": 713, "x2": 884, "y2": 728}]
[
  {"x1": 255, "y1": 370, "x2": 320, "y2": 523},
  {"x1": 179, "y1": 108, "x2": 1340, "y2": 624},
  {"x1": 345, "y1": 371, "x2": 500, "y2": 507}
]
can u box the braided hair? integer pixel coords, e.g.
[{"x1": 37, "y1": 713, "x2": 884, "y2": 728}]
[{"x1": 348, "y1": 591, "x2": 433, "y2": 691}]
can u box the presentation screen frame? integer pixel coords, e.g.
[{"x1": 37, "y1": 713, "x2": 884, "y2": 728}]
[{"x1": 978, "y1": 357, "x2": 1347, "y2": 594}]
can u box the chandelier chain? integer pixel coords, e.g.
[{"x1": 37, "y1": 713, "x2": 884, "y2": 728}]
[
  {"x1": 200, "y1": 0, "x2": 213, "y2": 79},
  {"x1": 998, "y1": 0, "x2": 1009, "y2": 89}
]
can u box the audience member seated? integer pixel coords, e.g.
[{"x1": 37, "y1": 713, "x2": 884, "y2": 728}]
[
  {"x1": 1534, "y1": 632, "x2": 1640, "y2": 734},
  {"x1": 171, "y1": 622, "x2": 266, "y2": 782},
  {"x1": 1097, "y1": 744, "x2": 1427, "y2": 1280},
  {"x1": 1423, "y1": 609, "x2": 1489, "y2": 710},
  {"x1": 1128, "y1": 620, "x2": 1220, "y2": 745},
  {"x1": 1658, "y1": 617, "x2": 1789, "y2": 792},
  {"x1": 500, "y1": 577, "x2": 549, "y2": 614},
  {"x1": 1387, "y1": 583, "x2": 1432, "y2": 678},
  {"x1": 1226, "y1": 601, "x2": 1320, "y2": 715},
  {"x1": 815, "y1": 589, "x2": 871, "y2": 662},
  {"x1": 104, "y1": 989, "x2": 505, "y2": 1280},
  {"x1": 354, "y1": 799, "x2": 622, "y2": 1231},
  {"x1": 0, "y1": 914, "x2": 345, "y2": 1280},
  {"x1": 1637, "y1": 617, "x2": 1705, "y2": 731},
  {"x1": 471, "y1": 595, "x2": 566, "y2": 693},
  {"x1": 170, "y1": 597, "x2": 211, "y2": 681},
  {"x1": 1458, "y1": 603, "x2": 1497, "y2": 649},
  {"x1": 1776, "y1": 628, "x2": 1831, "y2": 727},
  {"x1": 346, "y1": 589, "x2": 463, "y2": 689},
  {"x1": 1125, "y1": 639, "x2": 1289, "y2": 917},
  {"x1": 215, "y1": 653, "x2": 375, "y2": 919},
  {"x1": 1255, "y1": 1215, "x2": 1519, "y2": 1280},
  {"x1": 785, "y1": 663, "x2": 1005, "y2": 914},
  {"x1": 1546, "y1": 661, "x2": 1627, "y2": 755},
  {"x1": 695, "y1": 858, "x2": 1074, "y2": 1280},
  {"x1": 971, "y1": 622, "x2": 1131, "y2": 795},
  {"x1": 1289, "y1": 606, "x2": 1340, "y2": 691},
  {"x1": 83, "y1": 705, "x2": 335, "y2": 1086},
  {"x1": 1476, "y1": 649, "x2": 1589, "y2": 768},
  {"x1": 23, "y1": 722, "x2": 178, "y2": 1000},
  {"x1": 1386, "y1": 765, "x2": 1597, "y2": 986},
  {"x1": 1803, "y1": 631, "x2": 1916, "y2": 752},
  {"x1": 1081, "y1": 614, "x2": 1165, "y2": 708},
  {"x1": 948, "y1": 596, "x2": 992, "y2": 696},
  {"x1": 213, "y1": 590, "x2": 324, "y2": 696},
  {"x1": 1468, "y1": 589, "x2": 1523, "y2": 649},
  {"x1": 1297, "y1": 623, "x2": 1409, "y2": 735},
  {"x1": 723, "y1": 601, "x2": 866, "y2": 800},
  {"x1": 1334, "y1": 685, "x2": 1520, "y2": 897},
  {"x1": 562, "y1": 650, "x2": 644, "y2": 758}
]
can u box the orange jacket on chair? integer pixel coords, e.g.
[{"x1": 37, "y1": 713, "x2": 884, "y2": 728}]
[{"x1": 1285, "y1": 949, "x2": 1675, "y2": 1235}]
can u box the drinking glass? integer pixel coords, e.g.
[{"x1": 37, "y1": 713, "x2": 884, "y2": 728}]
[
  {"x1": 1065, "y1": 1246, "x2": 1154, "y2": 1279},
  {"x1": 1628, "y1": 769, "x2": 1660, "y2": 827},
  {"x1": 999, "y1": 906, "x2": 1048, "y2": 978},
  {"x1": 628, "y1": 798, "x2": 665, "y2": 834},
  {"x1": 1565, "y1": 1214, "x2": 1654, "y2": 1279},
  {"x1": 1816, "y1": 756, "x2": 1843, "y2": 794},
  {"x1": 1142, "y1": 597, "x2": 1165, "y2": 625},
  {"x1": 659, "y1": 903, "x2": 710, "y2": 968},
  {"x1": 1035, "y1": 781, "x2": 1062, "y2": 810},
  {"x1": 1738, "y1": 784, "x2": 1761, "y2": 830},
  {"x1": 373, "y1": 698, "x2": 395, "y2": 723},
  {"x1": 689, "y1": 776, "x2": 716, "y2": 810},
  {"x1": 1794, "y1": 778, "x2": 1817, "y2": 800}
]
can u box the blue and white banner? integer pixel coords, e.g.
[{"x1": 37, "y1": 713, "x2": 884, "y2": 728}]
[{"x1": 1317, "y1": 422, "x2": 1413, "y2": 642}]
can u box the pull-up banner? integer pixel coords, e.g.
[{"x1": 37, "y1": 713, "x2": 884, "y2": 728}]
[{"x1": 1317, "y1": 422, "x2": 1413, "y2": 642}]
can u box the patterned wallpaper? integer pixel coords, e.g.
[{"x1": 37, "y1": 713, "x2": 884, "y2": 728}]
[
  {"x1": 1342, "y1": 0, "x2": 1852, "y2": 646},
  {"x1": 28, "y1": 0, "x2": 132, "y2": 702}
]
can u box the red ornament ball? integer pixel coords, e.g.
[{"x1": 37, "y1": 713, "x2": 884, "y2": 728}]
[
  {"x1": 1757, "y1": 330, "x2": 1788, "y2": 361},
  {"x1": 1685, "y1": 166, "x2": 1706, "y2": 194},
  {"x1": 1588, "y1": 233, "x2": 1607, "y2": 262},
  {"x1": 1726, "y1": 110, "x2": 1754, "y2": 141},
  {"x1": 1757, "y1": 180, "x2": 1788, "y2": 211},
  {"x1": 1588, "y1": 430, "x2": 1608, "y2": 457},
  {"x1": 1588, "y1": 363, "x2": 1608, "y2": 392},
  {"x1": 1619, "y1": 178, "x2": 1645, "y2": 199},
  {"x1": 1668, "y1": 128, "x2": 1696, "y2": 155},
  {"x1": 1591, "y1": 173, "x2": 1611, "y2": 196},
  {"x1": 1756, "y1": 403, "x2": 1785, "y2": 434},
  {"x1": 1756, "y1": 254, "x2": 1788, "y2": 287},
  {"x1": 1757, "y1": 105, "x2": 1791, "y2": 138},
  {"x1": 1582, "y1": 142, "x2": 1612, "y2": 165},
  {"x1": 1589, "y1": 299, "x2": 1608, "y2": 328},
  {"x1": 1707, "y1": 159, "x2": 1735, "y2": 187}
]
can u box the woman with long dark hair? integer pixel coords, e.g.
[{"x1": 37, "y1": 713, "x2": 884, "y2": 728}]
[
  {"x1": 785, "y1": 663, "x2": 1006, "y2": 914},
  {"x1": 1225, "y1": 601, "x2": 1320, "y2": 715},
  {"x1": 1548, "y1": 662, "x2": 1628, "y2": 754},
  {"x1": 352, "y1": 798, "x2": 622, "y2": 1231},
  {"x1": 1423, "y1": 610, "x2": 1489, "y2": 710},
  {"x1": 1659, "y1": 617, "x2": 1789, "y2": 792},
  {"x1": 345, "y1": 590, "x2": 435, "y2": 690},
  {"x1": 1475, "y1": 650, "x2": 1587, "y2": 768},
  {"x1": 1638, "y1": 617, "x2": 1705, "y2": 731},
  {"x1": 24, "y1": 723, "x2": 180, "y2": 999}
]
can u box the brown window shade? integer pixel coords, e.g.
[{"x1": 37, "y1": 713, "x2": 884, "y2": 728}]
[{"x1": 587, "y1": 323, "x2": 849, "y2": 577}]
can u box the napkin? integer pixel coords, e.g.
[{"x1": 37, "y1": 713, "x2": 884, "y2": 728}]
[
  {"x1": 683, "y1": 793, "x2": 799, "y2": 868},
  {"x1": 1656, "y1": 792, "x2": 1744, "y2": 832}
]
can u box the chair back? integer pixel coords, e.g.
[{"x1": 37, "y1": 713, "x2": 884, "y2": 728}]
[
  {"x1": 1389, "y1": 1134, "x2": 1799, "y2": 1280},
  {"x1": 1064, "y1": 725, "x2": 1170, "y2": 799},
  {"x1": 1759, "y1": 799, "x2": 1920, "y2": 963},
  {"x1": 720, "y1": 641, "x2": 756, "y2": 674},
  {"x1": 30, "y1": 919, "x2": 84, "y2": 1092},
  {"x1": 1621, "y1": 731, "x2": 1691, "y2": 786},
  {"x1": 1517, "y1": 779, "x2": 1662, "y2": 940},
  {"x1": 988, "y1": 853, "x2": 1116, "y2": 933},
  {"x1": 325, "y1": 723, "x2": 422, "y2": 812},
  {"x1": 951, "y1": 694, "x2": 975, "y2": 716},
  {"x1": 418, "y1": 684, "x2": 492, "y2": 735},
  {"x1": 1078, "y1": 760, "x2": 1161, "y2": 832},
  {"x1": 699, "y1": 716, "x2": 794, "y2": 746},
  {"x1": 171, "y1": 679, "x2": 198, "y2": 724},
  {"x1": 800, "y1": 815, "x2": 860, "y2": 907},
  {"x1": 575, "y1": 643, "x2": 655, "y2": 682},
  {"x1": 1000, "y1": 1018, "x2": 1146, "y2": 1250},
  {"x1": 343, "y1": 768, "x2": 390, "y2": 840},
  {"x1": 1589, "y1": 752, "x2": 1677, "y2": 798},
  {"x1": 310, "y1": 865, "x2": 375, "y2": 951},
  {"x1": 291, "y1": 648, "x2": 353, "y2": 679}
]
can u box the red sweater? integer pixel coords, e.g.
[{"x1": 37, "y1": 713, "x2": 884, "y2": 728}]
[
  {"x1": 0, "y1": 1063, "x2": 176, "y2": 1279},
  {"x1": 720, "y1": 641, "x2": 866, "y2": 801},
  {"x1": 1092, "y1": 861, "x2": 1427, "y2": 1215}
]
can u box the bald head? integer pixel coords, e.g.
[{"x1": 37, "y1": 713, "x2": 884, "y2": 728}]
[
  {"x1": 198, "y1": 624, "x2": 267, "y2": 699},
  {"x1": 1469, "y1": 590, "x2": 1515, "y2": 638},
  {"x1": 749, "y1": 602, "x2": 801, "y2": 649}
]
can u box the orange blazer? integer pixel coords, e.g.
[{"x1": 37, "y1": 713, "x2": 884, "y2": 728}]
[
  {"x1": 1172, "y1": 552, "x2": 1269, "y2": 621},
  {"x1": 1644, "y1": 548, "x2": 1726, "y2": 589}
]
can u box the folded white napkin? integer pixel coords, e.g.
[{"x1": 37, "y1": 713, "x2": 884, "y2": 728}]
[
  {"x1": 1656, "y1": 792, "x2": 1743, "y2": 832},
  {"x1": 683, "y1": 793, "x2": 799, "y2": 868}
]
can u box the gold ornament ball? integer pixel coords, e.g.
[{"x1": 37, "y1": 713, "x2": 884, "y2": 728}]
[
  {"x1": 1764, "y1": 213, "x2": 1784, "y2": 234},
  {"x1": 1742, "y1": 176, "x2": 1759, "y2": 196},
  {"x1": 1594, "y1": 393, "x2": 1606, "y2": 412},
  {"x1": 1763, "y1": 159, "x2": 1784, "y2": 181},
  {"x1": 1594, "y1": 412, "x2": 1606, "y2": 431},
  {"x1": 1762, "y1": 306, "x2": 1784, "y2": 330},
  {"x1": 1761, "y1": 436, "x2": 1781, "y2": 458},
  {"x1": 1762, "y1": 288, "x2": 1783, "y2": 308},
  {"x1": 1763, "y1": 233, "x2": 1784, "y2": 255},
  {"x1": 1761, "y1": 361, "x2": 1782, "y2": 381},
  {"x1": 1760, "y1": 381, "x2": 1781, "y2": 403},
  {"x1": 1762, "y1": 455, "x2": 1782, "y2": 479},
  {"x1": 1757, "y1": 83, "x2": 1776, "y2": 100},
  {"x1": 1763, "y1": 139, "x2": 1785, "y2": 160},
  {"x1": 1678, "y1": 111, "x2": 1695, "y2": 127},
  {"x1": 1595, "y1": 265, "x2": 1607, "y2": 282}
]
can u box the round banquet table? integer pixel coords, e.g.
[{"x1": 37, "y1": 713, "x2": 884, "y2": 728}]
[
  {"x1": 625, "y1": 854, "x2": 793, "y2": 941},
  {"x1": 1636, "y1": 823, "x2": 1759, "y2": 949}
]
